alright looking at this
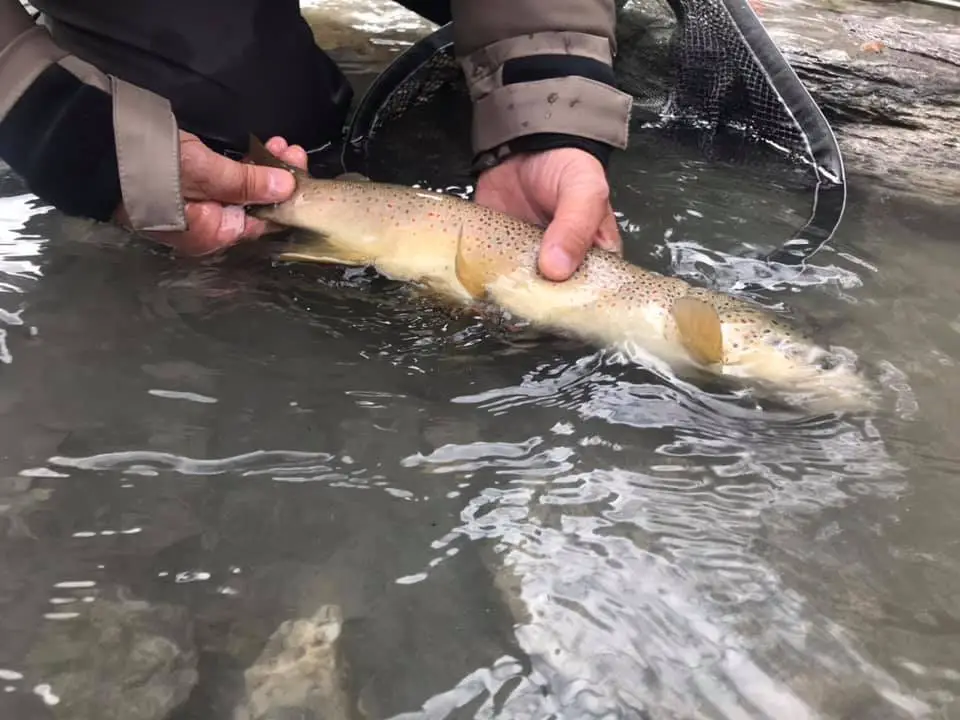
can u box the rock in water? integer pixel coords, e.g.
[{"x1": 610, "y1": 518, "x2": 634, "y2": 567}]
[
  {"x1": 234, "y1": 604, "x2": 357, "y2": 720},
  {"x1": 25, "y1": 591, "x2": 198, "y2": 720}
]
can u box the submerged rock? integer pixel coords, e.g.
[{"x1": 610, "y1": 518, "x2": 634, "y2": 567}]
[
  {"x1": 24, "y1": 590, "x2": 198, "y2": 720},
  {"x1": 234, "y1": 604, "x2": 357, "y2": 720},
  {"x1": 0, "y1": 475, "x2": 52, "y2": 538}
]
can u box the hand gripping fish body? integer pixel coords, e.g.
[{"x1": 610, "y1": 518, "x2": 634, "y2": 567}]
[{"x1": 245, "y1": 138, "x2": 872, "y2": 413}]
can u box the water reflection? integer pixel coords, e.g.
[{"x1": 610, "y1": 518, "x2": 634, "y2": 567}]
[{"x1": 396, "y1": 356, "x2": 917, "y2": 718}]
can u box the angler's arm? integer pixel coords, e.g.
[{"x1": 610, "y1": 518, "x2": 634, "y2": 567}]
[
  {"x1": 0, "y1": 0, "x2": 184, "y2": 230},
  {"x1": 449, "y1": 0, "x2": 632, "y2": 173}
]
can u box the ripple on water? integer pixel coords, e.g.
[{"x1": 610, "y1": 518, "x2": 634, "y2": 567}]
[
  {"x1": 397, "y1": 359, "x2": 921, "y2": 719},
  {"x1": 37, "y1": 449, "x2": 417, "y2": 497},
  {"x1": 0, "y1": 190, "x2": 48, "y2": 367}
]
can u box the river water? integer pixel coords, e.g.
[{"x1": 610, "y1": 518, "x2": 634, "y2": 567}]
[{"x1": 0, "y1": 2, "x2": 959, "y2": 719}]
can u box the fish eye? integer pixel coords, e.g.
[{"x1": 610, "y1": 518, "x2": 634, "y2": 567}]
[{"x1": 816, "y1": 353, "x2": 839, "y2": 371}]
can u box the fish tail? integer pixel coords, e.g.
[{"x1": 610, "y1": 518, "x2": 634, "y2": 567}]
[
  {"x1": 242, "y1": 133, "x2": 307, "y2": 219},
  {"x1": 243, "y1": 133, "x2": 303, "y2": 174}
]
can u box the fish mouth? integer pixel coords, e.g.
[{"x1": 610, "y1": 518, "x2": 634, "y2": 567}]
[{"x1": 774, "y1": 344, "x2": 877, "y2": 412}]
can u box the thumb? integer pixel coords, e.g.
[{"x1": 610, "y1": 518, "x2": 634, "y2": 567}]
[
  {"x1": 538, "y1": 182, "x2": 609, "y2": 282},
  {"x1": 179, "y1": 134, "x2": 296, "y2": 205}
]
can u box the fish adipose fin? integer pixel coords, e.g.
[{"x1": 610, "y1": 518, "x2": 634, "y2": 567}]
[{"x1": 671, "y1": 295, "x2": 725, "y2": 367}]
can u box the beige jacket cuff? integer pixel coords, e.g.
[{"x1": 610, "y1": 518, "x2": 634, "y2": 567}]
[
  {"x1": 458, "y1": 31, "x2": 633, "y2": 156},
  {"x1": 0, "y1": 21, "x2": 185, "y2": 231}
]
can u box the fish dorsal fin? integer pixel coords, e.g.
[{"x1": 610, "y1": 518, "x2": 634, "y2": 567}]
[
  {"x1": 334, "y1": 171, "x2": 371, "y2": 182},
  {"x1": 671, "y1": 295, "x2": 724, "y2": 366},
  {"x1": 453, "y1": 224, "x2": 488, "y2": 300}
]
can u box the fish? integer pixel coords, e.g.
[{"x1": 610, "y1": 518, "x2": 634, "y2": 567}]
[{"x1": 243, "y1": 135, "x2": 874, "y2": 413}]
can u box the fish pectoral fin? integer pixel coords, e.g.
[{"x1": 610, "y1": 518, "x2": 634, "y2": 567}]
[
  {"x1": 453, "y1": 224, "x2": 489, "y2": 300},
  {"x1": 670, "y1": 295, "x2": 725, "y2": 366},
  {"x1": 334, "y1": 171, "x2": 371, "y2": 182}
]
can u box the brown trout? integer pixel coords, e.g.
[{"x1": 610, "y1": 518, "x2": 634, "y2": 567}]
[{"x1": 244, "y1": 136, "x2": 873, "y2": 413}]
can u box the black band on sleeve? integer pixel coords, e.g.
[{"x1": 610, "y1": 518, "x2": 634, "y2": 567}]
[
  {"x1": 501, "y1": 54, "x2": 617, "y2": 89},
  {"x1": 0, "y1": 63, "x2": 121, "y2": 221},
  {"x1": 472, "y1": 53, "x2": 618, "y2": 174}
]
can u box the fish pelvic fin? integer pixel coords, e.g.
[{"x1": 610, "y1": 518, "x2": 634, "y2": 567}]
[
  {"x1": 276, "y1": 233, "x2": 369, "y2": 267},
  {"x1": 671, "y1": 295, "x2": 725, "y2": 367},
  {"x1": 454, "y1": 224, "x2": 489, "y2": 300}
]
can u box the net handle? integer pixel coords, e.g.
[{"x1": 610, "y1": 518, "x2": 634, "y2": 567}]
[{"x1": 717, "y1": 0, "x2": 848, "y2": 266}]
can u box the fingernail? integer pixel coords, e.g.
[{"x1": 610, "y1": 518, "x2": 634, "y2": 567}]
[
  {"x1": 221, "y1": 205, "x2": 246, "y2": 240},
  {"x1": 543, "y1": 245, "x2": 577, "y2": 279},
  {"x1": 599, "y1": 237, "x2": 621, "y2": 254},
  {"x1": 266, "y1": 169, "x2": 295, "y2": 200}
]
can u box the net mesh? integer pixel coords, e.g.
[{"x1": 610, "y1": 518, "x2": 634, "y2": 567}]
[
  {"x1": 342, "y1": 0, "x2": 845, "y2": 263},
  {"x1": 663, "y1": 0, "x2": 809, "y2": 158}
]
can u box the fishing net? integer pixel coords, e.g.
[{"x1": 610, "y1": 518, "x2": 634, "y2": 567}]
[{"x1": 340, "y1": 0, "x2": 846, "y2": 267}]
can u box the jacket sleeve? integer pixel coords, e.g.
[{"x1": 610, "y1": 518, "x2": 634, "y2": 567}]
[
  {"x1": 0, "y1": 0, "x2": 185, "y2": 230},
  {"x1": 450, "y1": 0, "x2": 632, "y2": 173}
]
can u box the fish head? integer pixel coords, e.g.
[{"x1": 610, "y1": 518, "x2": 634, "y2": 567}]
[
  {"x1": 717, "y1": 304, "x2": 875, "y2": 412},
  {"x1": 669, "y1": 291, "x2": 874, "y2": 412}
]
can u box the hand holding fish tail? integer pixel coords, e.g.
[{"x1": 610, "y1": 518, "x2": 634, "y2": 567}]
[
  {"x1": 475, "y1": 147, "x2": 622, "y2": 282},
  {"x1": 114, "y1": 132, "x2": 308, "y2": 257}
]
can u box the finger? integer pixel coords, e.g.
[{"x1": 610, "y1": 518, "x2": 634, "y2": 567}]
[
  {"x1": 265, "y1": 136, "x2": 308, "y2": 170},
  {"x1": 149, "y1": 202, "x2": 268, "y2": 257},
  {"x1": 265, "y1": 136, "x2": 289, "y2": 155},
  {"x1": 280, "y1": 144, "x2": 308, "y2": 171},
  {"x1": 595, "y1": 205, "x2": 622, "y2": 254},
  {"x1": 180, "y1": 135, "x2": 295, "y2": 205},
  {"x1": 539, "y1": 185, "x2": 609, "y2": 281}
]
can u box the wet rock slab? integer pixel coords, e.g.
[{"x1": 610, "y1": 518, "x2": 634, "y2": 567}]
[
  {"x1": 763, "y1": 0, "x2": 960, "y2": 200},
  {"x1": 617, "y1": 0, "x2": 960, "y2": 201}
]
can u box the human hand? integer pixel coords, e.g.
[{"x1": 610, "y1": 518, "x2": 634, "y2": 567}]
[
  {"x1": 114, "y1": 131, "x2": 309, "y2": 256},
  {"x1": 474, "y1": 147, "x2": 622, "y2": 282}
]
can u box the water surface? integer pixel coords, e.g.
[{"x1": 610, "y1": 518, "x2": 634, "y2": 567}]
[{"x1": 1, "y1": 3, "x2": 959, "y2": 719}]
